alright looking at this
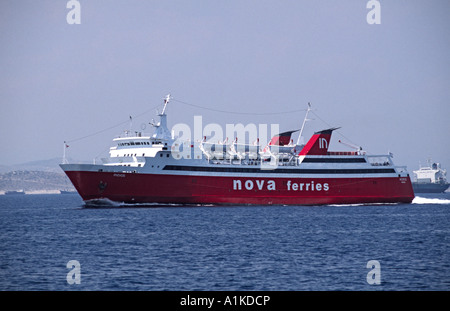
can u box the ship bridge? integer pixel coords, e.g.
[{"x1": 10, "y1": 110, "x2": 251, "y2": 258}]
[
  {"x1": 103, "y1": 135, "x2": 172, "y2": 167},
  {"x1": 102, "y1": 95, "x2": 175, "y2": 167}
]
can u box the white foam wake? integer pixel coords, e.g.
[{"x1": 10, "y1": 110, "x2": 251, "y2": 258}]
[
  {"x1": 84, "y1": 198, "x2": 122, "y2": 207},
  {"x1": 412, "y1": 196, "x2": 450, "y2": 205},
  {"x1": 83, "y1": 198, "x2": 188, "y2": 208}
]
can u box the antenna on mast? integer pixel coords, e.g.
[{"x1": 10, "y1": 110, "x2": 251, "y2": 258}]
[
  {"x1": 161, "y1": 94, "x2": 171, "y2": 115},
  {"x1": 129, "y1": 115, "x2": 133, "y2": 134},
  {"x1": 296, "y1": 102, "x2": 312, "y2": 145}
]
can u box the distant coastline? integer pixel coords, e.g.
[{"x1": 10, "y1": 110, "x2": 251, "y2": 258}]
[
  {"x1": 1, "y1": 190, "x2": 64, "y2": 195},
  {"x1": 0, "y1": 158, "x2": 79, "y2": 194},
  {"x1": 0, "y1": 168, "x2": 76, "y2": 195},
  {"x1": 0, "y1": 170, "x2": 76, "y2": 193}
]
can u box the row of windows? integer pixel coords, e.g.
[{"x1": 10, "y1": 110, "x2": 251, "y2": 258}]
[
  {"x1": 117, "y1": 141, "x2": 168, "y2": 147},
  {"x1": 117, "y1": 153, "x2": 145, "y2": 157},
  {"x1": 301, "y1": 158, "x2": 366, "y2": 163},
  {"x1": 163, "y1": 165, "x2": 396, "y2": 174},
  {"x1": 115, "y1": 152, "x2": 171, "y2": 158}
]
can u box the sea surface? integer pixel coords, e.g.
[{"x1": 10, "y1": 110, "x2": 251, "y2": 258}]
[{"x1": 0, "y1": 193, "x2": 449, "y2": 291}]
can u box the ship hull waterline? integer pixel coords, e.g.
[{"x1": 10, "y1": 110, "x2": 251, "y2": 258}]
[
  {"x1": 64, "y1": 170, "x2": 414, "y2": 206},
  {"x1": 412, "y1": 183, "x2": 450, "y2": 194}
]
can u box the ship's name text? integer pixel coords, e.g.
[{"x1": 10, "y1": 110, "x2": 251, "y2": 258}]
[{"x1": 232, "y1": 179, "x2": 329, "y2": 191}]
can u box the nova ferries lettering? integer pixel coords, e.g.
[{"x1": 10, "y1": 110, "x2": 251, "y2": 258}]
[{"x1": 233, "y1": 179, "x2": 329, "y2": 191}]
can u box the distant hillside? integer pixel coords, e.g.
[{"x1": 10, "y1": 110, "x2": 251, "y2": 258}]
[
  {"x1": 0, "y1": 158, "x2": 64, "y2": 173},
  {"x1": 0, "y1": 170, "x2": 75, "y2": 193},
  {"x1": 0, "y1": 158, "x2": 90, "y2": 194}
]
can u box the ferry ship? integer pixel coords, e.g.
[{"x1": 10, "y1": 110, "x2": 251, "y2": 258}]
[
  {"x1": 60, "y1": 95, "x2": 414, "y2": 206},
  {"x1": 412, "y1": 160, "x2": 449, "y2": 193}
]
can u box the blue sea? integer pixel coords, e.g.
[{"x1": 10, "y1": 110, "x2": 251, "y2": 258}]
[{"x1": 0, "y1": 193, "x2": 449, "y2": 291}]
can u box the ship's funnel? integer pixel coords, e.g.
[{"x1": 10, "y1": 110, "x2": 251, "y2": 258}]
[
  {"x1": 268, "y1": 130, "x2": 299, "y2": 146},
  {"x1": 298, "y1": 127, "x2": 340, "y2": 156}
]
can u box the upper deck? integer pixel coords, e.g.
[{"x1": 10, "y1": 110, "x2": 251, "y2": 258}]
[{"x1": 93, "y1": 94, "x2": 408, "y2": 177}]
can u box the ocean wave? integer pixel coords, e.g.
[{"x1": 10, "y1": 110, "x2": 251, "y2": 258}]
[
  {"x1": 84, "y1": 198, "x2": 122, "y2": 207},
  {"x1": 412, "y1": 196, "x2": 450, "y2": 205}
]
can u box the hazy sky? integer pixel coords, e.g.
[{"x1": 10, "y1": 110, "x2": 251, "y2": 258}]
[{"x1": 1, "y1": 0, "x2": 449, "y2": 173}]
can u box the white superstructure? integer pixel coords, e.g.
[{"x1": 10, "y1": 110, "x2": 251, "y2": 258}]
[{"x1": 413, "y1": 160, "x2": 447, "y2": 184}]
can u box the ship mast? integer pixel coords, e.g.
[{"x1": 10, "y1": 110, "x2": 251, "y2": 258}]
[
  {"x1": 152, "y1": 94, "x2": 172, "y2": 140},
  {"x1": 296, "y1": 102, "x2": 312, "y2": 145},
  {"x1": 62, "y1": 141, "x2": 68, "y2": 164},
  {"x1": 161, "y1": 94, "x2": 170, "y2": 115}
]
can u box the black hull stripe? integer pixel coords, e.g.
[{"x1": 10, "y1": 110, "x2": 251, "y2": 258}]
[
  {"x1": 301, "y1": 158, "x2": 366, "y2": 163},
  {"x1": 163, "y1": 165, "x2": 396, "y2": 174}
]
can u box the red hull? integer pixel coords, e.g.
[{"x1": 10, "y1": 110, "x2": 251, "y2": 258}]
[{"x1": 65, "y1": 171, "x2": 414, "y2": 206}]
